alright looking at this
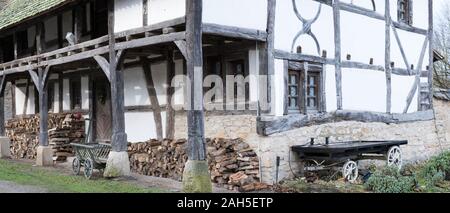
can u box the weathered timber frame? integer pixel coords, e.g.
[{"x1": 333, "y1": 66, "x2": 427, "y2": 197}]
[{"x1": 260, "y1": 0, "x2": 435, "y2": 135}]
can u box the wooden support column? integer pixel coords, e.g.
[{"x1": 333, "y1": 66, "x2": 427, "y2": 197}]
[
  {"x1": 427, "y1": 0, "x2": 434, "y2": 109},
  {"x1": 186, "y1": 0, "x2": 206, "y2": 161},
  {"x1": 333, "y1": 0, "x2": 343, "y2": 110},
  {"x1": 166, "y1": 50, "x2": 176, "y2": 139},
  {"x1": 38, "y1": 67, "x2": 49, "y2": 146},
  {"x1": 182, "y1": 0, "x2": 212, "y2": 193},
  {"x1": 108, "y1": 0, "x2": 127, "y2": 152},
  {"x1": 140, "y1": 57, "x2": 163, "y2": 140},
  {"x1": 385, "y1": 0, "x2": 392, "y2": 114}
]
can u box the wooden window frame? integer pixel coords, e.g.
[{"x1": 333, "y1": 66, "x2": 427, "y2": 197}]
[
  {"x1": 287, "y1": 62, "x2": 324, "y2": 115},
  {"x1": 398, "y1": 0, "x2": 413, "y2": 26}
]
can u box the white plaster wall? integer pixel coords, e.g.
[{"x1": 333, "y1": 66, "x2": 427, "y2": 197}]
[
  {"x1": 203, "y1": 0, "x2": 267, "y2": 31},
  {"x1": 15, "y1": 84, "x2": 35, "y2": 115},
  {"x1": 325, "y1": 65, "x2": 337, "y2": 111},
  {"x1": 248, "y1": 48, "x2": 259, "y2": 103},
  {"x1": 274, "y1": 0, "x2": 335, "y2": 56},
  {"x1": 148, "y1": 0, "x2": 185, "y2": 25},
  {"x1": 272, "y1": 0, "x2": 430, "y2": 114},
  {"x1": 273, "y1": 59, "x2": 285, "y2": 116},
  {"x1": 53, "y1": 82, "x2": 60, "y2": 113},
  {"x1": 81, "y1": 76, "x2": 90, "y2": 110},
  {"x1": 125, "y1": 111, "x2": 167, "y2": 142},
  {"x1": 115, "y1": 0, "x2": 143, "y2": 32},
  {"x1": 62, "y1": 79, "x2": 70, "y2": 111},
  {"x1": 341, "y1": 68, "x2": 386, "y2": 112}
]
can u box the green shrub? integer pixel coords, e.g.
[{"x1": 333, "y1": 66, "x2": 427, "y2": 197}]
[
  {"x1": 418, "y1": 151, "x2": 450, "y2": 187},
  {"x1": 365, "y1": 167, "x2": 417, "y2": 193}
]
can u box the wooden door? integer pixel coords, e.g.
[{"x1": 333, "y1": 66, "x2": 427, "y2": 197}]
[{"x1": 94, "y1": 76, "x2": 112, "y2": 142}]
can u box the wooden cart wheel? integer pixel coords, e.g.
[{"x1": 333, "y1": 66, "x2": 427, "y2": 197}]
[
  {"x1": 386, "y1": 146, "x2": 403, "y2": 171},
  {"x1": 72, "y1": 158, "x2": 81, "y2": 175},
  {"x1": 342, "y1": 161, "x2": 358, "y2": 183},
  {"x1": 84, "y1": 159, "x2": 94, "y2": 179}
]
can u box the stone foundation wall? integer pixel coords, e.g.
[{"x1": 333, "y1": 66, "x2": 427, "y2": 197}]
[{"x1": 172, "y1": 100, "x2": 450, "y2": 185}]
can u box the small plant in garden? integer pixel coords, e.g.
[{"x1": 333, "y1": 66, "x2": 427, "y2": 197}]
[
  {"x1": 365, "y1": 166, "x2": 417, "y2": 193},
  {"x1": 418, "y1": 151, "x2": 450, "y2": 188}
]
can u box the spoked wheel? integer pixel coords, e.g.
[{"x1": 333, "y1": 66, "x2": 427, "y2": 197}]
[
  {"x1": 72, "y1": 158, "x2": 81, "y2": 175},
  {"x1": 84, "y1": 159, "x2": 94, "y2": 179},
  {"x1": 386, "y1": 146, "x2": 403, "y2": 171},
  {"x1": 342, "y1": 160, "x2": 359, "y2": 183}
]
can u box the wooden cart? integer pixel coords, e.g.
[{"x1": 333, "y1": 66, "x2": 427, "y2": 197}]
[
  {"x1": 291, "y1": 140, "x2": 408, "y2": 183},
  {"x1": 70, "y1": 118, "x2": 111, "y2": 179}
]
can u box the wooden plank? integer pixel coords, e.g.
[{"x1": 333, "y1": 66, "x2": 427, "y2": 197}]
[
  {"x1": 385, "y1": 0, "x2": 392, "y2": 114},
  {"x1": 258, "y1": 110, "x2": 435, "y2": 136},
  {"x1": 143, "y1": 0, "x2": 149, "y2": 26},
  {"x1": 186, "y1": 0, "x2": 206, "y2": 161},
  {"x1": 93, "y1": 55, "x2": 111, "y2": 82},
  {"x1": 428, "y1": 0, "x2": 434, "y2": 109},
  {"x1": 320, "y1": 64, "x2": 327, "y2": 113},
  {"x1": 0, "y1": 75, "x2": 6, "y2": 96},
  {"x1": 140, "y1": 57, "x2": 163, "y2": 140},
  {"x1": 403, "y1": 36, "x2": 428, "y2": 113},
  {"x1": 266, "y1": 0, "x2": 276, "y2": 110},
  {"x1": 333, "y1": 0, "x2": 343, "y2": 110},
  {"x1": 302, "y1": 62, "x2": 308, "y2": 114},
  {"x1": 202, "y1": 23, "x2": 267, "y2": 41},
  {"x1": 166, "y1": 50, "x2": 176, "y2": 139}
]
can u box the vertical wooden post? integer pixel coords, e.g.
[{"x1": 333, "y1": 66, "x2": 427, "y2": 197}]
[
  {"x1": 166, "y1": 50, "x2": 175, "y2": 139},
  {"x1": 38, "y1": 67, "x2": 48, "y2": 146},
  {"x1": 186, "y1": 0, "x2": 205, "y2": 161},
  {"x1": 103, "y1": 0, "x2": 130, "y2": 177},
  {"x1": 11, "y1": 80, "x2": 15, "y2": 118},
  {"x1": 385, "y1": 0, "x2": 392, "y2": 114},
  {"x1": 266, "y1": 0, "x2": 276, "y2": 114},
  {"x1": 0, "y1": 86, "x2": 4, "y2": 136},
  {"x1": 108, "y1": 0, "x2": 127, "y2": 152},
  {"x1": 333, "y1": 0, "x2": 343, "y2": 110},
  {"x1": 143, "y1": 0, "x2": 148, "y2": 26},
  {"x1": 427, "y1": 0, "x2": 434, "y2": 109},
  {"x1": 182, "y1": 0, "x2": 212, "y2": 193}
]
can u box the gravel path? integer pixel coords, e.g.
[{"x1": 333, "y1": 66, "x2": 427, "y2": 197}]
[{"x1": 0, "y1": 181, "x2": 47, "y2": 193}]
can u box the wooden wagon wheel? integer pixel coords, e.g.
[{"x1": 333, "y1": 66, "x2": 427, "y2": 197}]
[
  {"x1": 72, "y1": 157, "x2": 81, "y2": 175},
  {"x1": 386, "y1": 146, "x2": 403, "y2": 171},
  {"x1": 84, "y1": 159, "x2": 94, "y2": 179},
  {"x1": 342, "y1": 160, "x2": 358, "y2": 183}
]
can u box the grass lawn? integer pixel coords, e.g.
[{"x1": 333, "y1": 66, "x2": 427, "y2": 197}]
[{"x1": 0, "y1": 159, "x2": 168, "y2": 193}]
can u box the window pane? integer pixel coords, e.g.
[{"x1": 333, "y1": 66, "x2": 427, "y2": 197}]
[
  {"x1": 309, "y1": 87, "x2": 315, "y2": 96},
  {"x1": 309, "y1": 76, "x2": 315, "y2": 85},
  {"x1": 290, "y1": 86, "x2": 298, "y2": 96},
  {"x1": 290, "y1": 75, "x2": 297, "y2": 84},
  {"x1": 290, "y1": 98, "x2": 297, "y2": 108}
]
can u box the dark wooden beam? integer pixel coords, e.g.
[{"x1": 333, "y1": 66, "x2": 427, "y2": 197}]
[
  {"x1": 38, "y1": 67, "x2": 49, "y2": 146},
  {"x1": 140, "y1": 57, "x2": 163, "y2": 140},
  {"x1": 108, "y1": 0, "x2": 127, "y2": 152},
  {"x1": 333, "y1": 0, "x2": 343, "y2": 110},
  {"x1": 385, "y1": 0, "x2": 392, "y2": 114},
  {"x1": 202, "y1": 23, "x2": 267, "y2": 41},
  {"x1": 166, "y1": 50, "x2": 176, "y2": 140},
  {"x1": 143, "y1": 0, "x2": 148, "y2": 26},
  {"x1": 93, "y1": 55, "x2": 111, "y2": 82},
  {"x1": 266, "y1": 0, "x2": 276, "y2": 113},
  {"x1": 427, "y1": 0, "x2": 434, "y2": 109},
  {"x1": 186, "y1": 0, "x2": 206, "y2": 161},
  {"x1": 258, "y1": 110, "x2": 435, "y2": 136}
]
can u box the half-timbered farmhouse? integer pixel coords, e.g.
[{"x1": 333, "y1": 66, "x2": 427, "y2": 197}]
[{"x1": 0, "y1": 0, "x2": 449, "y2": 186}]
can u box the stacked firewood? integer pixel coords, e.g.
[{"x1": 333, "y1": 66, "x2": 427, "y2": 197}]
[
  {"x1": 5, "y1": 113, "x2": 85, "y2": 161},
  {"x1": 128, "y1": 138, "x2": 268, "y2": 192},
  {"x1": 49, "y1": 114, "x2": 85, "y2": 161}
]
